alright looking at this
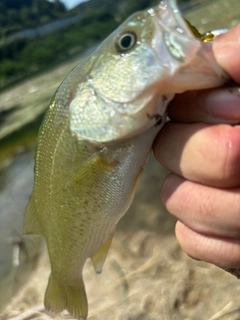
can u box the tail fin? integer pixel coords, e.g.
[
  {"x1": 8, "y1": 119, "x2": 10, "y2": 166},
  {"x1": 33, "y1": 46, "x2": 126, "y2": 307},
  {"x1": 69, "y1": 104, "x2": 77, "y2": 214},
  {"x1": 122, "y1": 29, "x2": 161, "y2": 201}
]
[{"x1": 44, "y1": 273, "x2": 88, "y2": 319}]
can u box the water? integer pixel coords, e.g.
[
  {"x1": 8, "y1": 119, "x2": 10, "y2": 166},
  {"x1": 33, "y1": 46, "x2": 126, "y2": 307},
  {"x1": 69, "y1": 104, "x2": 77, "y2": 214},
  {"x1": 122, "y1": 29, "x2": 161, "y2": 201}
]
[
  {"x1": 0, "y1": 150, "x2": 44, "y2": 312},
  {"x1": 3, "y1": 15, "x2": 81, "y2": 44}
]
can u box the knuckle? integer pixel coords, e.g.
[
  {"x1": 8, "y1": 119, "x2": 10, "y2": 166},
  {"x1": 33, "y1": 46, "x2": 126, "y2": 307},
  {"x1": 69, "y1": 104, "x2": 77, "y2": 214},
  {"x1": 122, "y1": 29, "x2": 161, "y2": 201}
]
[
  {"x1": 160, "y1": 173, "x2": 184, "y2": 210},
  {"x1": 215, "y1": 126, "x2": 240, "y2": 186},
  {"x1": 219, "y1": 242, "x2": 240, "y2": 268},
  {"x1": 227, "y1": 191, "x2": 240, "y2": 235}
]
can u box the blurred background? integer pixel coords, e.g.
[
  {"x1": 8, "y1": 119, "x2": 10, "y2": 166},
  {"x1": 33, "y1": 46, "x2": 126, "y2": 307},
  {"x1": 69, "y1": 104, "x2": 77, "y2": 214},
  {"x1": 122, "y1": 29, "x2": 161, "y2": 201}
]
[{"x1": 1, "y1": 0, "x2": 240, "y2": 319}]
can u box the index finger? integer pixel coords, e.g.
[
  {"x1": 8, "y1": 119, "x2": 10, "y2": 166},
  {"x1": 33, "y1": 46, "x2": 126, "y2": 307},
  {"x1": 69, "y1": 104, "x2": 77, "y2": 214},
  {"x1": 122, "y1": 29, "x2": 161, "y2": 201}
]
[
  {"x1": 213, "y1": 24, "x2": 240, "y2": 83},
  {"x1": 168, "y1": 24, "x2": 240, "y2": 124}
]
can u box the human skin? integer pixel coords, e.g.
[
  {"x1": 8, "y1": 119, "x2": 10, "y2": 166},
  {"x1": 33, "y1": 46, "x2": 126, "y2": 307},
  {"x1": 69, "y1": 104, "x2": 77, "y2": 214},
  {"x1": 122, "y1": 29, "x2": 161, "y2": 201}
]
[{"x1": 153, "y1": 24, "x2": 240, "y2": 269}]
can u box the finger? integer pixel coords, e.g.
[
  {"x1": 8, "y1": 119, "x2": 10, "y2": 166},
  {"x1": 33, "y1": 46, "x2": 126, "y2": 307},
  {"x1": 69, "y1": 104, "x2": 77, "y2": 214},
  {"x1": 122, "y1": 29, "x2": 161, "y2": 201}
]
[
  {"x1": 168, "y1": 24, "x2": 240, "y2": 124},
  {"x1": 153, "y1": 122, "x2": 240, "y2": 188},
  {"x1": 213, "y1": 24, "x2": 240, "y2": 84},
  {"x1": 161, "y1": 173, "x2": 240, "y2": 238},
  {"x1": 168, "y1": 87, "x2": 240, "y2": 124},
  {"x1": 175, "y1": 221, "x2": 240, "y2": 269}
]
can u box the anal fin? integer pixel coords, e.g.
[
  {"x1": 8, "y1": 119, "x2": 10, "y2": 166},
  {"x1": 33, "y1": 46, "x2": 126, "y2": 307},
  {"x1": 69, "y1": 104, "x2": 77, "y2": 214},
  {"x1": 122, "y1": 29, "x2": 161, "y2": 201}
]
[
  {"x1": 24, "y1": 194, "x2": 42, "y2": 235},
  {"x1": 91, "y1": 234, "x2": 113, "y2": 274}
]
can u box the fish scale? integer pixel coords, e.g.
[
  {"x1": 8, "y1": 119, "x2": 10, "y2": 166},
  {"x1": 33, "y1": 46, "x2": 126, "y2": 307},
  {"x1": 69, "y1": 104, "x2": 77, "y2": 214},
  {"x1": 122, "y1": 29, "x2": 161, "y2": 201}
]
[{"x1": 23, "y1": 0, "x2": 230, "y2": 318}]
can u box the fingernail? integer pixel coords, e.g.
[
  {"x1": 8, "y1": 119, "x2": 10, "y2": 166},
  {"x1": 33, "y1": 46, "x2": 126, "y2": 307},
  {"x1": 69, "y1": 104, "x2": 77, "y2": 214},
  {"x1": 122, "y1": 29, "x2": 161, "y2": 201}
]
[
  {"x1": 206, "y1": 87, "x2": 240, "y2": 120},
  {"x1": 228, "y1": 87, "x2": 240, "y2": 96}
]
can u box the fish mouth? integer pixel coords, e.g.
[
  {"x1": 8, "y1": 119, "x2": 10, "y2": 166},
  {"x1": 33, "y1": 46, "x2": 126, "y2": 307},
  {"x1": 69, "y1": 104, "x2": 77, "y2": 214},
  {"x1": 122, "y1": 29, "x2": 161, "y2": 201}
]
[
  {"x1": 150, "y1": 1, "x2": 228, "y2": 92},
  {"x1": 151, "y1": 0, "x2": 201, "y2": 69}
]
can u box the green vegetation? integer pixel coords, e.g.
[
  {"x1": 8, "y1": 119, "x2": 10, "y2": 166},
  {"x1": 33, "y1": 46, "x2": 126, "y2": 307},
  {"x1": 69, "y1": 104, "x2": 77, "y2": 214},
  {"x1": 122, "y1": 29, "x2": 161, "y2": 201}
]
[
  {"x1": 0, "y1": 0, "x2": 191, "y2": 89},
  {"x1": 0, "y1": 0, "x2": 66, "y2": 37},
  {"x1": 0, "y1": 13, "x2": 119, "y2": 87}
]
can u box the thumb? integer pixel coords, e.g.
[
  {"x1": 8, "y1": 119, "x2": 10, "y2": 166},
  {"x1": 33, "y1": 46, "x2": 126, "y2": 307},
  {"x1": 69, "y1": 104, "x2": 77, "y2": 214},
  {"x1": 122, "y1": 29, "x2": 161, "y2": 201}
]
[{"x1": 213, "y1": 24, "x2": 240, "y2": 83}]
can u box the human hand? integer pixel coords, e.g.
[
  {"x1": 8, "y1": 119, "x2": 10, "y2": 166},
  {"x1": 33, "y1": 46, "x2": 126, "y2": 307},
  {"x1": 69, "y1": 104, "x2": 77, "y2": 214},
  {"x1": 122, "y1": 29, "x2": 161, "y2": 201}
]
[{"x1": 153, "y1": 24, "x2": 240, "y2": 269}]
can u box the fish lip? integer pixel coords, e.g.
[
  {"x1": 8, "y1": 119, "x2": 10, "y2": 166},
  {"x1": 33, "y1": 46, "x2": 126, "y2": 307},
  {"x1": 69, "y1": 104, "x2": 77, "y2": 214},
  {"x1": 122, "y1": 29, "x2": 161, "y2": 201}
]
[{"x1": 151, "y1": 1, "x2": 201, "y2": 69}]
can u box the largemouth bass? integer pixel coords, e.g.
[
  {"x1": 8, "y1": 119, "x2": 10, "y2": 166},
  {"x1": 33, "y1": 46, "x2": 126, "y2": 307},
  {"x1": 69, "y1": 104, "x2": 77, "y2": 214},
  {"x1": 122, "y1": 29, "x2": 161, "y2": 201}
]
[{"x1": 24, "y1": 0, "x2": 229, "y2": 318}]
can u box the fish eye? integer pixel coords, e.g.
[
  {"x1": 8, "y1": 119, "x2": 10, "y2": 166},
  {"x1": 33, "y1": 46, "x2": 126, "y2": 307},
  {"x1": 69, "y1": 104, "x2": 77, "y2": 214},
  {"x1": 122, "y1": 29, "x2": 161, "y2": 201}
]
[{"x1": 115, "y1": 31, "x2": 137, "y2": 53}]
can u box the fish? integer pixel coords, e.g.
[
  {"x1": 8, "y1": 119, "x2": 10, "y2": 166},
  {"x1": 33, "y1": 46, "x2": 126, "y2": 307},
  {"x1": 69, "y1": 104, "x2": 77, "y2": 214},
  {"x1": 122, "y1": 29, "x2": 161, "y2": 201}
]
[{"x1": 23, "y1": 0, "x2": 230, "y2": 319}]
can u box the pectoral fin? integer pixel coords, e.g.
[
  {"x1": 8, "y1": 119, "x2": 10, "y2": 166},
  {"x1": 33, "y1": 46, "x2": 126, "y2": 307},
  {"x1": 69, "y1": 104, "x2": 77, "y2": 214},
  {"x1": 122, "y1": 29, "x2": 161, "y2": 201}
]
[
  {"x1": 69, "y1": 152, "x2": 118, "y2": 193},
  {"x1": 24, "y1": 195, "x2": 42, "y2": 235},
  {"x1": 91, "y1": 234, "x2": 114, "y2": 274}
]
